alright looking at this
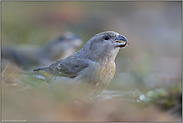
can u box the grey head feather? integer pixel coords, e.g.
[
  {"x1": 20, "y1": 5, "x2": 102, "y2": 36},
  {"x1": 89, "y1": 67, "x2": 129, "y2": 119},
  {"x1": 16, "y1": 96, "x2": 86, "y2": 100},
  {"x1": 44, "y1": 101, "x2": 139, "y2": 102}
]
[{"x1": 77, "y1": 31, "x2": 121, "y2": 62}]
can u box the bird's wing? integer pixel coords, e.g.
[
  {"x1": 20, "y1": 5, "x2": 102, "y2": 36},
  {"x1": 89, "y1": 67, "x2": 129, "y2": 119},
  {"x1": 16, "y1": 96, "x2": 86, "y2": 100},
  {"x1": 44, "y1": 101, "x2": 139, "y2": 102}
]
[{"x1": 34, "y1": 58, "x2": 90, "y2": 78}]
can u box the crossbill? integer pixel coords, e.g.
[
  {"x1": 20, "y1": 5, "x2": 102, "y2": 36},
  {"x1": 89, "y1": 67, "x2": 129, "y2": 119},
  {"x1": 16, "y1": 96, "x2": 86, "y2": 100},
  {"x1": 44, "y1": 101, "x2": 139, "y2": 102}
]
[{"x1": 30, "y1": 31, "x2": 129, "y2": 100}]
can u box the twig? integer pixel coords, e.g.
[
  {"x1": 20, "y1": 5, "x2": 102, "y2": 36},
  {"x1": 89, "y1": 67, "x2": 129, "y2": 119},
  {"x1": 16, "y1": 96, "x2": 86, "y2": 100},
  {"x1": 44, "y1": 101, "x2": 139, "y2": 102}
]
[
  {"x1": 3, "y1": 70, "x2": 16, "y2": 81},
  {"x1": 1, "y1": 66, "x2": 8, "y2": 75}
]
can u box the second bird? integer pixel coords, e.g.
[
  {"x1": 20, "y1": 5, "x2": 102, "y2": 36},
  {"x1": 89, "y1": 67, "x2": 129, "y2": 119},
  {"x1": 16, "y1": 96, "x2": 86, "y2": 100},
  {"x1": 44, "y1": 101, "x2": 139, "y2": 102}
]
[{"x1": 2, "y1": 32, "x2": 83, "y2": 70}]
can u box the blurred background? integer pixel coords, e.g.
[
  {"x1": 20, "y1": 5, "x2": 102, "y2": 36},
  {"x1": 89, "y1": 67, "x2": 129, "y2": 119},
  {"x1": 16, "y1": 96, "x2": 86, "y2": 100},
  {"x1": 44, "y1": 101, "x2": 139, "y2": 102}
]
[{"x1": 1, "y1": 1, "x2": 182, "y2": 122}]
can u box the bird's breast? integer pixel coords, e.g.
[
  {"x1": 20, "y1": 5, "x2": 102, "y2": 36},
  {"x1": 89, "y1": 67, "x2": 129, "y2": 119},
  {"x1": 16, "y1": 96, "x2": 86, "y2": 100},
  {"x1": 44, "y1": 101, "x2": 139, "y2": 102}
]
[
  {"x1": 86, "y1": 61, "x2": 116, "y2": 97},
  {"x1": 71, "y1": 60, "x2": 116, "y2": 98},
  {"x1": 97, "y1": 61, "x2": 116, "y2": 86}
]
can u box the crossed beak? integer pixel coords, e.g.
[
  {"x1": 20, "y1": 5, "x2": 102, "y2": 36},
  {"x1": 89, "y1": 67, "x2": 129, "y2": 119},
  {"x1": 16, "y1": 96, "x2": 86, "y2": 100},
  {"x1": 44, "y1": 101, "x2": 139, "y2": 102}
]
[{"x1": 114, "y1": 35, "x2": 129, "y2": 48}]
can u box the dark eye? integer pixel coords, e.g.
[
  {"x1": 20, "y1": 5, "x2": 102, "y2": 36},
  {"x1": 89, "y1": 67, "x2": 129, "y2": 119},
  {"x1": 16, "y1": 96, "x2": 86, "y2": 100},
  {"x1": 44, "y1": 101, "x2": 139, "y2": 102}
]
[{"x1": 103, "y1": 36, "x2": 110, "y2": 40}]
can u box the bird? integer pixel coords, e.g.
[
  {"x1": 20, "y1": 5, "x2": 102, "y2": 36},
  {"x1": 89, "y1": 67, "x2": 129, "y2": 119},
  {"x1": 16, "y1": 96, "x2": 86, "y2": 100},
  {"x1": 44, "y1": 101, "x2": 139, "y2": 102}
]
[
  {"x1": 28, "y1": 31, "x2": 129, "y2": 100},
  {"x1": 1, "y1": 32, "x2": 83, "y2": 70}
]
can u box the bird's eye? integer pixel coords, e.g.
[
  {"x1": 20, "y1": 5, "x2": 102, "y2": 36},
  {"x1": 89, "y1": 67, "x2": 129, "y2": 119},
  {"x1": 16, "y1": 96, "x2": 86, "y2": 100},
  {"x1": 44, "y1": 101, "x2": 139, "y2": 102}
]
[{"x1": 103, "y1": 36, "x2": 110, "y2": 40}]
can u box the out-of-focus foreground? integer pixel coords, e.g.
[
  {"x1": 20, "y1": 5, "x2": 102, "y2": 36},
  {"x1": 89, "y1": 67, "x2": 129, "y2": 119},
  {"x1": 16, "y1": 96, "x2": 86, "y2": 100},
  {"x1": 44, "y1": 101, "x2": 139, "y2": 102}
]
[{"x1": 1, "y1": 1, "x2": 182, "y2": 122}]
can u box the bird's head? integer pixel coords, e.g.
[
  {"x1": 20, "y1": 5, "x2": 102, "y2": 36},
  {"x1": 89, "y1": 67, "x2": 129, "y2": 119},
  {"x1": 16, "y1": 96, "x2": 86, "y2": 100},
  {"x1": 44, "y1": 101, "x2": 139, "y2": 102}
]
[
  {"x1": 49, "y1": 32, "x2": 83, "y2": 49},
  {"x1": 82, "y1": 31, "x2": 129, "y2": 62},
  {"x1": 59, "y1": 32, "x2": 83, "y2": 48},
  {"x1": 43, "y1": 32, "x2": 83, "y2": 60}
]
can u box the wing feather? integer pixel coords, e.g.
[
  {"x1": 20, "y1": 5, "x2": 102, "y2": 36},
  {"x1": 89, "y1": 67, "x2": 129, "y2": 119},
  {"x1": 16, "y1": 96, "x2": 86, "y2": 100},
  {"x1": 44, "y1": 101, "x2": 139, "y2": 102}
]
[{"x1": 34, "y1": 58, "x2": 89, "y2": 78}]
